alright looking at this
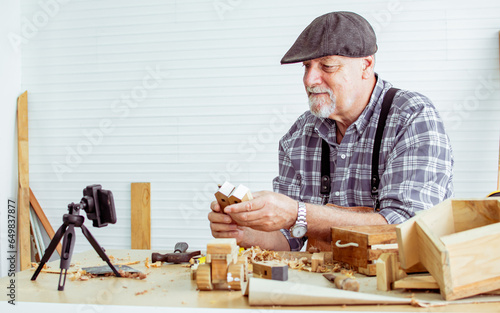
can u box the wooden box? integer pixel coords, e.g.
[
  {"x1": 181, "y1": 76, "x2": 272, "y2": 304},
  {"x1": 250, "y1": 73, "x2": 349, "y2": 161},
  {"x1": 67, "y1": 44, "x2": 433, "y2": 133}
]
[
  {"x1": 397, "y1": 198, "x2": 500, "y2": 300},
  {"x1": 331, "y1": 224, "x2": 398, "y2": 276}
]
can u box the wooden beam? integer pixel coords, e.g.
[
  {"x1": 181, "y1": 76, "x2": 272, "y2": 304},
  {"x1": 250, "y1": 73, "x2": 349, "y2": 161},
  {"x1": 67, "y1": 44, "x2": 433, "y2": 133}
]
[
  {"x1": 29, "y1": 188, "x2": 61, "y2": 256},
  {"x1": 17, "y1": 91, "x2": 30, "y2": 270},
  {"x1": 131, "y1": 182, "x2": 151, "y2": 249}
]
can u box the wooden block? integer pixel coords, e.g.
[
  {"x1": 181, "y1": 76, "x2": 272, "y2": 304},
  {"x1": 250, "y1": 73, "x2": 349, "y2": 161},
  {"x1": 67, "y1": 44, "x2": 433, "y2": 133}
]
[
  {"x1": 131, "y1": 182, "x2": 151, "y2": 249},
  {"x1": 228, "y1": 184, "x2": 253, "y2": 205},
  {"x1": 17, "y1": 91, "x2": 31, "y2": 271},
  {"x1": 211, "y1": 258, "x2": 228, "y2": 284},
  {"x1": 252, "y1": 261, "x2": 288, "y2": 281},
  {"x1": 311, "y1": 252, "x2": 325, "y2": 272},
  {"x1": 376, "y1": 253, "x2": 398, "y2": 291},
  {"x1": 207, "y1": 238, "x2": 238, "y2": 254},
  {"x1": 214, "y1": 181, "x2": 235, "y2": 210}
]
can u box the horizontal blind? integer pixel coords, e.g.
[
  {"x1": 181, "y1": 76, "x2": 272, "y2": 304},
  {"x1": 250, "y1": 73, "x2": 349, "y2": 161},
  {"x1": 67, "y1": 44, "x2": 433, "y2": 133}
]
[{"x1": 21, "y1": 0, "x2": 500, "y2": 253}]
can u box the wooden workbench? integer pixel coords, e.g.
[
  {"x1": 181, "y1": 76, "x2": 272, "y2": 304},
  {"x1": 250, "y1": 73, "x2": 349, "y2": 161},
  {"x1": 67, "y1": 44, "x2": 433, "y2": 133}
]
[{"x1": 1, "y1": 249, "x2": 499, "y2": 312}]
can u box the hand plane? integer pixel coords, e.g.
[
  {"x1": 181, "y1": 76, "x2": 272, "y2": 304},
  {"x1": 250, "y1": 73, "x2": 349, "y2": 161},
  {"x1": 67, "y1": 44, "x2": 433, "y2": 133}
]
[{"x1": 151, "y1": 242, "x2": 201, "y2": 264}]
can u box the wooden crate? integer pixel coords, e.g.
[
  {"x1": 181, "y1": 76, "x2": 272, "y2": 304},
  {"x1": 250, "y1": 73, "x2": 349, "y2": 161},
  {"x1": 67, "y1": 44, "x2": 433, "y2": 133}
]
[
  {"x1": 397, "y1": 198, "x2": 500, "y2": 300},
  {"x1": 331, "y1": 224, "x2": 398, "y2": 276}
]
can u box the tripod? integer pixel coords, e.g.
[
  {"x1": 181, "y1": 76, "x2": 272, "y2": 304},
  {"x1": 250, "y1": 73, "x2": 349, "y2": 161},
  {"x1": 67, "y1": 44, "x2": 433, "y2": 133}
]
[{"x1": 31, "y1": 202, "x2": 121, "y2": 290}]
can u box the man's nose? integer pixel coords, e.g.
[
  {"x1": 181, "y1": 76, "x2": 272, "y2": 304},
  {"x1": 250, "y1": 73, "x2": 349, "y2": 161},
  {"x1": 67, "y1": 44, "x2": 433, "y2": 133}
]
[{"x1": 303, "y1": 66, "x2": 322, "y2": 87}]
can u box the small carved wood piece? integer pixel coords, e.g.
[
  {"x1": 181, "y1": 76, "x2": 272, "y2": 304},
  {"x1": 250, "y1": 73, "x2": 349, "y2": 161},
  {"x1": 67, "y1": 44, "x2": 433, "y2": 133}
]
[
  {"x1": 311, "y1": 252, "x2": 325, "y2": 272},
  {"x1": 252, "y1": 261, "x2": 288, "y2": 281},
  {"x1": 214, "y1": 181, "x2": 235, "y2": 210}
]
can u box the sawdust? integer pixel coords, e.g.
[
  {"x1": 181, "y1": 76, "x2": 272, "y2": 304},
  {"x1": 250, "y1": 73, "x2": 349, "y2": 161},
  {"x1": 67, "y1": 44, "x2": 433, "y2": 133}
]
[
  {"x1": 144, "y1": 257, "x2": 162, "y2": 268},
  {"x1": 241, "y1": 246, "x2": 353, "y2": 274}
]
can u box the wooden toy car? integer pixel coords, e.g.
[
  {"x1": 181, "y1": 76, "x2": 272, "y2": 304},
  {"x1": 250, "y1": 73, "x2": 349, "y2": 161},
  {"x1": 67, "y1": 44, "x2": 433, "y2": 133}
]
[{"x1": 196, "y1": 238, "x2": 247, "y2": 291}]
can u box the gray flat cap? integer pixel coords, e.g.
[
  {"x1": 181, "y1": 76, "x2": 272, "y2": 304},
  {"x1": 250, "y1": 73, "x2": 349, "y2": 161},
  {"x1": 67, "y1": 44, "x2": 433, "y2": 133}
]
[{"x1": 281, "y1": 11, "x2": 377, "y2": 64}]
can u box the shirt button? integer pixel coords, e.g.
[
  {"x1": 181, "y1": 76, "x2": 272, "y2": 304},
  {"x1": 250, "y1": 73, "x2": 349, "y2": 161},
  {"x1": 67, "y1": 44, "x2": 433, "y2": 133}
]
[
  {"x1": 335, "y1": 191, "x2": 340, "y2": 196},
  {"x1": 340, "y1": 154, "x2": 346, "y2": 159}
]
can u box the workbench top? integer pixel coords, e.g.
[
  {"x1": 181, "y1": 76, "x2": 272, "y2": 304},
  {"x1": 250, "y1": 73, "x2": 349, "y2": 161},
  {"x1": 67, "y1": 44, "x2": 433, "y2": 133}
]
[{"x1": 1, "y1": 249, "x2": 499, "y2": 312}]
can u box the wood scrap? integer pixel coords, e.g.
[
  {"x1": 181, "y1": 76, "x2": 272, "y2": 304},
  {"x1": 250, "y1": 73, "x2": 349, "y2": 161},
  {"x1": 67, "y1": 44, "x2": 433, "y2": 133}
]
[{"x1": 17, "y1": 90, "x2": 30, "y2": 271}]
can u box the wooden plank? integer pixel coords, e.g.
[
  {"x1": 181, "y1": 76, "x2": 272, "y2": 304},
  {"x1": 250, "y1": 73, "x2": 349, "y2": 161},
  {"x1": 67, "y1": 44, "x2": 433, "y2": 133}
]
[
  {"x1": 131, "y1": 182, "x2": 151, "y2": 249},
  {"x1": 17, "y1": 91, "x2": 31, "y2": 271},
  {"x1": 396, "y1": 199, "x2": 453, "y2": 271},
  {"x1": 393, "y1": 274, "x2": 439, "y2": 290},
  {"x1": 415, "y1": 219, "x2": 448, "y2": 297},
  {"x1": 29, "y1": 188, "x2": 61, "y2": 256},
  {"x1": 441, "y1": 222, "x2": 500, "y2": 298},
  {"x1": 451, "y1": 199, "x2": 500, "y2": 233}
]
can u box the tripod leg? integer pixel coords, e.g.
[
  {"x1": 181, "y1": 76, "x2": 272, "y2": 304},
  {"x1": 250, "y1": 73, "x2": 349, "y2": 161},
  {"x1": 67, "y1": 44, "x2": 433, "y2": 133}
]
[
  {"x1": 80, "y1": 224, "x2": 122, "y2": 277},
  {"x1": 31, "y1": 223, "x2": 67, "y2": 281},
  {"x1": 58, "y1": 224, "x2": 77, "y2": 291}
]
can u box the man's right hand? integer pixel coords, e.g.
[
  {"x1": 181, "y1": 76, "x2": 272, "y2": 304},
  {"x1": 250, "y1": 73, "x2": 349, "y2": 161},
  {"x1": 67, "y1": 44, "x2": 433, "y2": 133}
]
[{"x1": 208, "y1": 200, "x2": 241, "y2": 239}]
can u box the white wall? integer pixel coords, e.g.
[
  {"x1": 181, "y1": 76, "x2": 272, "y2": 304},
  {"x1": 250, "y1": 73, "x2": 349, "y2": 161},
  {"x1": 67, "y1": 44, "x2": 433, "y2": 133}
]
[
  {"x1": 4, "y1": 0, "x2": 500, "y2": 261},
  {"x1": 0, "y1": 1, "x2": 22, "y2": 277}
]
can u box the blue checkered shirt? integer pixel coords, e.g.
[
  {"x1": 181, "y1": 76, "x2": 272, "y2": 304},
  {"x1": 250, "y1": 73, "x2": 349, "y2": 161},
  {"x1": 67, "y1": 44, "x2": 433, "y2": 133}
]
[{"x1": 274, "y1": 76, "x2": 454, "y2": 251}]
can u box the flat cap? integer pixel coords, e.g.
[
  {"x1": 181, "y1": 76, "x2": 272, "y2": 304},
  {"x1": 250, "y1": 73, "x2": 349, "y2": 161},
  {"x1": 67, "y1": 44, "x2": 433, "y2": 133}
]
[{"x1": 281, "y1": 11, "x2": 377, "y2": 64}]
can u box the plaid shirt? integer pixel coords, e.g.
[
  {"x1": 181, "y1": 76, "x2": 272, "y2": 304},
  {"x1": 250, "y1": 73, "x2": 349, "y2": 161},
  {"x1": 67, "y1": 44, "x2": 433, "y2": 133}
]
[{"x1": 274, "y1": 76, "x2": 454, "y2": 251}]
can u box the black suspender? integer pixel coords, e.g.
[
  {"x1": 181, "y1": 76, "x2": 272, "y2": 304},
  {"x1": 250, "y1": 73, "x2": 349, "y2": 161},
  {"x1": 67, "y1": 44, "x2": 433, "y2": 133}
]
[
  {"x1": 320, "y1": 139, "x2": 331, "y2": 197},
  {"x1": 320, "y1": 87, "x2": 399, "y2": 210}
]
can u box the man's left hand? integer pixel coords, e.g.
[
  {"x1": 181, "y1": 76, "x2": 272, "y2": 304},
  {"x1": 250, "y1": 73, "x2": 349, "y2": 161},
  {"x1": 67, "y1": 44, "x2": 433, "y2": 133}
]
[{"x1": 223, "y1": 191, "x2": 298, "y2": 232}]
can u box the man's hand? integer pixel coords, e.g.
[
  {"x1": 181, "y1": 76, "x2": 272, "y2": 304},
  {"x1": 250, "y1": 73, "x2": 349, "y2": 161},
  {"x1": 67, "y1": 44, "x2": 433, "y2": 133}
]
[
  {"x1": 223, "y1": 191, "x2": 298, "y2": 232},
  {"x1": 208, "y1": 200, "x2": 289, "y2": 249}
]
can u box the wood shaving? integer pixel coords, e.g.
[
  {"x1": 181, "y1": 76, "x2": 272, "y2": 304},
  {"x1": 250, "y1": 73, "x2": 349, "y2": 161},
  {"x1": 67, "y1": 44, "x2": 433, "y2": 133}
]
[
  {"x1": 241, "y1": 246, "x2": 282, "y2": 263},
  {"x1": 115, "y1": 261, "x2": 140, "y2": 266},
  {"x1": 241, "y1": 247, "x2": 352, "y2": 274},
  {"x1": 135, "y1": 290, "x2": 148, "y2": 296}
]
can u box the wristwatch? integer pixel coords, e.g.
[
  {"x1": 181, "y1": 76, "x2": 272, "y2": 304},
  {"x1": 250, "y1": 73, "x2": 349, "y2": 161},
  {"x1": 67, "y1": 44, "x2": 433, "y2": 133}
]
[{"x1": 290, "y1": 201, "x2": 307, "y2": 238}]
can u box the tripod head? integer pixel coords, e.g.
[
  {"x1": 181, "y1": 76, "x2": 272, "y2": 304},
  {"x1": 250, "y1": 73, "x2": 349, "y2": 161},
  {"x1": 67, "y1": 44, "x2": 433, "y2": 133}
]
[{"x1": 67, "y1": 184, "x2": 117, "y2": 228}]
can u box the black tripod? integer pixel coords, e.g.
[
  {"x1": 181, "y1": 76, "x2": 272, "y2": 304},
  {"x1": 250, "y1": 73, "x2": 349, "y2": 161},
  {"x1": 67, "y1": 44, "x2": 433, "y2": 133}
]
[{"x1": 31, "y1": 202, "x2": 121, "y2": 290}]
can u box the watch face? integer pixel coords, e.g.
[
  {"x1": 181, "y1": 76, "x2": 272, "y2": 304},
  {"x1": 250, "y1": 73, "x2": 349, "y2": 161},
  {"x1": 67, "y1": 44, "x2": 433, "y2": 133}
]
[{"x1": 292, "y1": 225, "x2": 307, "y2": 238}]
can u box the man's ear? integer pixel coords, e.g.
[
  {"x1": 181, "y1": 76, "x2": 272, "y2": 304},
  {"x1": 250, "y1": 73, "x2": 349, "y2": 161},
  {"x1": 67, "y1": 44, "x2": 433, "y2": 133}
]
[{"x1": 361, "y1": 55, "x2": 375, "y2": 79}]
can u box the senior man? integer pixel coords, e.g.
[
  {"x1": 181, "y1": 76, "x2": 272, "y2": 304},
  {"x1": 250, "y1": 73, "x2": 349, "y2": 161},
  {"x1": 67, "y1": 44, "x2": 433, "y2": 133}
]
[{"x1": 208, "y1": 11, "x2": 454, "y2": 251}]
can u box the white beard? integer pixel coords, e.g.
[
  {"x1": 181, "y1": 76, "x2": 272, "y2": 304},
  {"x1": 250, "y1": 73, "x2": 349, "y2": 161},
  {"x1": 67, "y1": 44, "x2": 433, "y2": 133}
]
[{"x1": 307, "y1": 86, "x2": 336, "y2": 118}]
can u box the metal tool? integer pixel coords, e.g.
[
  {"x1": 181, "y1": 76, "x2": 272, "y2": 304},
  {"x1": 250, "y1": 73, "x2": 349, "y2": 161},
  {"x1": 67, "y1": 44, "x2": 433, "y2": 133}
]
[{"x1": 151, "y1": 242, "x2": 201, "y2": 264}]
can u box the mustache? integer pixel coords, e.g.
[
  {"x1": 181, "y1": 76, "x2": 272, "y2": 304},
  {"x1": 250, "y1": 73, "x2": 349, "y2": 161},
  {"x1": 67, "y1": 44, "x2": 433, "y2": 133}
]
[{"x1": 306, "y1": 86, "x2": 334, "y2": 96}]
